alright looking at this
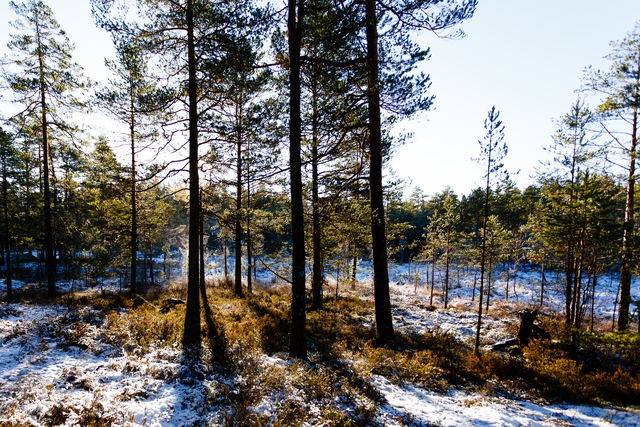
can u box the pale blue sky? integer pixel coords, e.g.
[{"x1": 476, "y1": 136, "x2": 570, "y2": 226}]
[
  {"x1": 397, "y1": 0, "x2": 640, "y2": 195},
  {"x1": 2, "y1": 0, "x2": 640, "y2": 196}
]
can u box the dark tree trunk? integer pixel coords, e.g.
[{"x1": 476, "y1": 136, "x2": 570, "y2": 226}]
[
  {"x1": 429, "y1": 252, "x2": 436, "y2": 305},
  {"x1": 129, "y1": 79, "x2": 138, "y2": 294},
  {"x1": 142, "y1": 253, "x2": 147, "y2": 287},
  {"x1": 2, "y1": 151, "x2": 12, "y2": 301},
  {"x1": 485, "y1": 257, "x2": 493, "y2": 313},
  {"x1": 512, "y1": 258, "x2": 519, "y2": 301},
  {"x1": 444, "y1": 237, "x2": 450, "y2": 309},
  {"x1": 365, "y1": 0, "x2": 393, "y2": 343},
  {"x1": 618, "y1": 104, "x2": 637, "y2": 331},
  {"x1": 475, "y1": 163, "x2": 491, "y2": 354},
  {"x1": 571, "y1": 252, "x2": 584, "y2": 329},
  {"x1": 564, "y1": 137, "x2": 579, "y2": 329},
  {"x1": 247, "y1": 239, "x2": 252, "y2": 293},
  {"x1": 351, "y1": 250, "x2": 357, "y2": 290},
  {"x1": 234, "y1": 102, "x2": 244, "y2": 298},
  {"x1": 471, "y1": 268, "x2": 477, "y2": 302},
  {"x1": 246, "y1": 161, "x2": 252, "y2": 294},
  {"x1": 149, "y1": 249, "x2": 155, "y2": 286},
  {"x1": 311, "y1": 82, "x2": 323, "y2": 309},
  {"x1": 223, "y1": 241, "x2": 228, "y2": 279},
  {"x1": 36, "y1": 19, "x2": 56, "y2": 298},
  {"x1": 182, "y1": 0, "x2": 201, "y2": 351},
  {"x1": 200, "y1": 205, "x2": 205, "y2": 298},
  {"x1": 590, "y1": 267, "x2": 596, "y2": 332},
  {"x1": 288, "y1": 0, "x2": 307, "y2": 359},
  {"x1": 335, "y1": 263, "x2": 340, "y2": 298},
  {"x1": 505, "y1": 260, "x2": 510, "y2": 300},
  {"x1": 540, "y1": 261, "x2": 546, "y2": 306}
]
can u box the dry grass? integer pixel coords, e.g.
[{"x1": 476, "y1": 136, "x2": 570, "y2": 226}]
[{"x1": 16, "y1": 279, "x2": 638, "y2": 421}]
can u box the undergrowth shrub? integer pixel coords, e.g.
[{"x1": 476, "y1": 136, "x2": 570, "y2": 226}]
[
  {"x1": 103, "y1": 306, "x2": 183, "y2": 348},
  {"x1": 579, "y1": 330, "x2": 640, "y2": 367}
]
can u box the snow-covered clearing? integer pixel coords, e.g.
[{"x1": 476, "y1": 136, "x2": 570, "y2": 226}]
[
  {"x1": 1, "y1": 292, "x2": 638, "y2": 426},
  {"x1": 373, "y1": 375, "x2": 638, "y2": 426},
  {"x1": 0, "y1": 304, "x2": 207, "y2": 426}
]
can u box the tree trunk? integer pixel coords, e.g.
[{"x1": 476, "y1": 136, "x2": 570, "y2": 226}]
[
  {"x1": 471, "y1": 268, "x2": 477, "y2": 302},
  {"x1": 444, "y1": 240, "x2": 450, "y2": 309},
  {"x1": 223, "y1": 241, "x2": 228, "y2": 279},
  {"x1": 505, "y1": 260, "x2": 510, "y2": 300},
  {"x1": 572, "y1": 253, "x2": 584, "y2": 329},
  {"x1": 618, "y1": 103, "x2": 637, "y2": 331},
  {"x1": 288, "y1": 0, "x2": 307, "y2": 359},
  {"x1": 200, "y1": 205, "x2": 205, "y2": 298},
  {"x1": 540, "y1": 261, "x2": 546, "y2": 306},
  {"x1": 142, "y1": 253, "x2": 147, "y2": 287},
  {"x1": 590, "y1": 265, "x2": 596, "y2": 333},
  {"x1": 129, "y1": 77, "x2": 138, "y2": 294},
  {"x1": 335, "y1": 262, "x2": 340, "y2": 298},
  {"x1": 36, "y1": 18, "x2": 56, "y2": 298},
  {"x1": 2, "y1": 152, "x2": 12, "y2": 301},
  {"x1": 149, "y1": 249, "x2": 155, "y2": 286},
  {"x1": 429, "y1": 251, "x2": 436, "y2": 305},
  {"x1": 182, "y1": 0, "x2": 201, "y2": 351},
  {"x1": 475, "y1": 174, "x2": 491, "y2": 354},
  {"x1": 234, "y1": 100, "x2": 244, "y2": 298},
  {"x1": 512, "y1": 258, "x2": 519, "y2": 301},
  {"x1": 311, "y1": 80, "x2": 323, "y2": 309},
  {"x1": 246, "y1": 159, "x2": 252, "y2": 295},
  {"x1": 366, "y1": 0, "x2": 393, "y2": 343},
  {"x1": 485, "y1": 256, "x2": 493, "y2": 313},
  {"x1": 351, "y1": 249, "x2": 357, "y2": 290}
]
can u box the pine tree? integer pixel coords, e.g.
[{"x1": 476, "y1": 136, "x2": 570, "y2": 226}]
[
  {"x1": 362, "y1": 0, "x2": 476, "y2": 343},
  {"x1": 430, "y1": 190, "x2": 461, "y2": 309},
  {"x1": 94, "y1": 0, "x2": 262, "y2": 354},
  {"x1": 584, "y1": 23, "x2": 640, "y2": 331},
  {"x1": 0, "y1": 128, "x2": 18, "y2": 301},
  {"x1": 4, "y1": 0, "x2": 87, "y2": 297},
  {"x1": 474, "y1": 106, "x2": 507, "y2": 355},
  {"x1": 288, "y1": 0, "x2": 308, "y2": 359},
  {"x1": 97, "y1": 38, "x2": 162, "y2": 294}
]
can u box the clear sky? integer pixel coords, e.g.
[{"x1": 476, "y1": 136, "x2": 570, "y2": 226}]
[
  {"x1": 1, "y1": 1, "x2": 640, "y2": 197},
  {"x1": 395, "y1": 0, "x2": 640, "y2": 196}
]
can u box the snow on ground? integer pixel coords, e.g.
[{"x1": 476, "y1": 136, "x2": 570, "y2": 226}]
[
  {"x1": 372, "y1": 375, "x2": 639, "y2": 427},
  {"x1": 0, "y1": 279, "x2": 28, "y2": 292},
  {"x1": 0, "y1": 303, "x2": 207, "y2": 426},
  {"x1": 1, "y1": 258, "x2": 639, "y2": 426},
  {"x1": 1, "y1": 301, "x2": 639, "y2": 426},
  {"x1": 7, "y1": 253, "x2": 637, "y2": 326}
]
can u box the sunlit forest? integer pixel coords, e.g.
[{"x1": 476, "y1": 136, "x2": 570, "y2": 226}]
[{"x1": 0, "y1": 0, "x2": 639, "y2": 425}]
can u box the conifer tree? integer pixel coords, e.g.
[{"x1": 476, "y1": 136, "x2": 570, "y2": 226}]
[
  {"x1": 362, "y1": 0, "x2": 476, "y2": 343},
  {"x1": 474, "y1": 106, "x2": 507, "y2": 354},
  {"x1": 430, "y1": 190, "x2": 460, "y2": 308},
  {"x1": 93, "y1": 0, "x2": 262, "y2": 354},
  {"x1": 97, "y1": 38, "x2": 162, "y2": 294},
  {"x1": 288, "y1": 0, "x2": 307, "y2": 359},
  {"x1": 584, "y1": 23, "x2": 640, "y2": 330},
  {"x1": 538, "y1": 100, "x2": 597, "y2": 328},
  {"x1": 0, "y1": 128, "x2": 17, "y2": 301},
  {"x1": 4, "y1": 0, "x2": 87, "y2": 297}
]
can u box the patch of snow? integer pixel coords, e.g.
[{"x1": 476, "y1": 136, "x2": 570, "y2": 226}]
[
  {"x1": 0, "y1": 303, "x2": 207, "y2": 426},
  {"x1": 371, "y1": 375, "x2": 638, "y2": 427}
]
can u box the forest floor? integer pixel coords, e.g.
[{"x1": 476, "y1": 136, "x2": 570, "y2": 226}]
[{"x1": 0, "y1": 278, "x2": 639, "y2": 426}]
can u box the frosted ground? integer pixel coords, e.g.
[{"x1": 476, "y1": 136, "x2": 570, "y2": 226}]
[
  {"x1": 3, "y1": 253, "x2": 638, "y2": 323},
  {"x1": 1, "y1": 258, "x2": 639, "y2": 425}
]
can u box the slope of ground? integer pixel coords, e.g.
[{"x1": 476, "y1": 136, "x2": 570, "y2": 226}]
[{"x1": 0, "y1": 282, "x2": 638, "y2": 426}]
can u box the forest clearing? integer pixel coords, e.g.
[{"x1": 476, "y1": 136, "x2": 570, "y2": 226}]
[{"x1": 1, "y1": 267, "x2": 639, "y2": 425}]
